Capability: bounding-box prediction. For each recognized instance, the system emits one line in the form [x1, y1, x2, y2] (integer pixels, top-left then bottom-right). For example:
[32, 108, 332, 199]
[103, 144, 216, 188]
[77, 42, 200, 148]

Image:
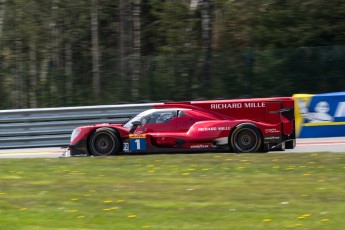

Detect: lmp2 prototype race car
[64, 97, 296, 156]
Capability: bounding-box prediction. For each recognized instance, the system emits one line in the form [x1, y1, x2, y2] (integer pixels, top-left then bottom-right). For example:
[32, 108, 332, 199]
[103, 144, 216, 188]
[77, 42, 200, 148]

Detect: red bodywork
[67, 97, 295, 156]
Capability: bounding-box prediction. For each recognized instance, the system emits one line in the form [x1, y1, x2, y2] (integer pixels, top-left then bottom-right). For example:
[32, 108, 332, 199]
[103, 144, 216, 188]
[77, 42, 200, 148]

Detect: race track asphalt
[0, 137, 344, 159]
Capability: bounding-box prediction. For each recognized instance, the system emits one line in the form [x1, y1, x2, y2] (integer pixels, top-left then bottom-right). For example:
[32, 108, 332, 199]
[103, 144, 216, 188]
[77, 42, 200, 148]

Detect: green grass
[1, 152, 345, 230]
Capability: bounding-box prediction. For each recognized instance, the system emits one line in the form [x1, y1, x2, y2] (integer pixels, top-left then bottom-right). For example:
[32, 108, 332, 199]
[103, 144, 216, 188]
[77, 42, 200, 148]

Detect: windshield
[123, 109, 155, 128]
[123, 109, 177, 128]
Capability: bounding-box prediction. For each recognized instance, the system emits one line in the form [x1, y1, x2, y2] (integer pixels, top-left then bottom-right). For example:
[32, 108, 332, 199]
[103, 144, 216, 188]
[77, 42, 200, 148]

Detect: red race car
[64, 97, 296, 156]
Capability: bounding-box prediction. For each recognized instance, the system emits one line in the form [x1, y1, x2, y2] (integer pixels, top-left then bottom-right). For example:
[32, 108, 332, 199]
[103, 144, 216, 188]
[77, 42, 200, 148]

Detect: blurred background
[0, 0, 345, 109]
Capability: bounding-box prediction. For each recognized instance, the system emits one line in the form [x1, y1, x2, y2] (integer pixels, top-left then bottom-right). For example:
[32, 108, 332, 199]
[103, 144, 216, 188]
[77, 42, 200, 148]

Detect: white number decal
[134, 139, 141, 150]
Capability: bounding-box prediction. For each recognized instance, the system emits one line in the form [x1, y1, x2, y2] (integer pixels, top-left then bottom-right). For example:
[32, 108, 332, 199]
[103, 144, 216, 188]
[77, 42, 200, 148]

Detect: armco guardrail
[0, 103, 156, 149]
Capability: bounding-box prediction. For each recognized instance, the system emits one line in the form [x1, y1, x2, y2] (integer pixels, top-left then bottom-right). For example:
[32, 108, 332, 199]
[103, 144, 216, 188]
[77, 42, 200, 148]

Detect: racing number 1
[129, 134, 147, 151]
[134, 139, 141, 149]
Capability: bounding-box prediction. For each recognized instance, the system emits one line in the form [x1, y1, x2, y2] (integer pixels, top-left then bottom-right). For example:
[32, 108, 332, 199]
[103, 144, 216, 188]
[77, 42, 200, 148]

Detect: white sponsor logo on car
[210, 102, 265, 109]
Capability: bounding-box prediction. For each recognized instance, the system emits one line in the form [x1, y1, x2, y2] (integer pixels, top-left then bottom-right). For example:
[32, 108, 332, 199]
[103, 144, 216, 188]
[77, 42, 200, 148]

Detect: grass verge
[1, 152, 345, 230]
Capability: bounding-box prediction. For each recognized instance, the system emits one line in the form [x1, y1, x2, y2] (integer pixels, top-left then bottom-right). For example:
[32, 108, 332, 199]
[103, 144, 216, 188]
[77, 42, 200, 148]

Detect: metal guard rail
[0, 103, 155, 149]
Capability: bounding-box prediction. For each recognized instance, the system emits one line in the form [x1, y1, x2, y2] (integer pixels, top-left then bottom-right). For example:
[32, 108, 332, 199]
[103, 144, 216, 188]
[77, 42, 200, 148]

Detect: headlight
[70, 128, 81, 143]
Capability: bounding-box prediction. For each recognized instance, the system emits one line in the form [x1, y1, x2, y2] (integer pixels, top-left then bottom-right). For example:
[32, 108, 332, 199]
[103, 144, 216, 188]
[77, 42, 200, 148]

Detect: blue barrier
[294, 92, 345, 138]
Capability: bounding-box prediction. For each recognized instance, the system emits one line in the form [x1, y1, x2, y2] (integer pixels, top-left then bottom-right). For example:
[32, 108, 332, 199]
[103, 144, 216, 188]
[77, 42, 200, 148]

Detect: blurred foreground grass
[1, 152, 345, 230]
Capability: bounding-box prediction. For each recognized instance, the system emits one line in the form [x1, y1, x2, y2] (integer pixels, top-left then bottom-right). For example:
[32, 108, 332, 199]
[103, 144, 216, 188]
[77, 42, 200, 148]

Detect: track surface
[0, 137, 344, 159]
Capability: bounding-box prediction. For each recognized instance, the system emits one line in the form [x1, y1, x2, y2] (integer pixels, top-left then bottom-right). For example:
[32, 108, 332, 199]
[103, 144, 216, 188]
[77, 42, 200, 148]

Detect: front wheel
[88, 128, 122, 156]
[230, 124, 263, 153]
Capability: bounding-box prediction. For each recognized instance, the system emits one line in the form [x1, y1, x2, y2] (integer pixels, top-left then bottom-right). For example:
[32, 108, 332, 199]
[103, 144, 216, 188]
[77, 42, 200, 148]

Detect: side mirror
[132, 121, 142, 126]
[129, 121, 142, 134]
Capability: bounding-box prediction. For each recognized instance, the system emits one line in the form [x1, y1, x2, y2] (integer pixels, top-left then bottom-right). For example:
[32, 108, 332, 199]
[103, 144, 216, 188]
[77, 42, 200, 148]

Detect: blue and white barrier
[294, 92, 345, 138]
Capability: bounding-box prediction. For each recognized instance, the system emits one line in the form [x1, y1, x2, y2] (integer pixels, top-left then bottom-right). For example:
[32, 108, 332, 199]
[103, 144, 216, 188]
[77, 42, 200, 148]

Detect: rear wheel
[230, 124, 263, 153]
[88, 128, 121, 156]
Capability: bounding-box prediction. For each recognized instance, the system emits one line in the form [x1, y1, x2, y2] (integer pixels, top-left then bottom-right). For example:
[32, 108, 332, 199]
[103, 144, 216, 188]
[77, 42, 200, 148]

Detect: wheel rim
[234, 128, 259, 152]
[91, 133, 115, 155]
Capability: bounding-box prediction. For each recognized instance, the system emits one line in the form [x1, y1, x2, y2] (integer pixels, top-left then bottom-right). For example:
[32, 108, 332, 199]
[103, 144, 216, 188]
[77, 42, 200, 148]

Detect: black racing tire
[88, 128, 122, 156]
[285, 139, 295, 149]
[229, 124, 263, 153]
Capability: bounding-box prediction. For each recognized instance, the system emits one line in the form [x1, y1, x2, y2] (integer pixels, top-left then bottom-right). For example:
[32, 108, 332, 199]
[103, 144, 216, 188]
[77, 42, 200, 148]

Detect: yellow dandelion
[298, 214, 312, 219]
[20, 208, 28, 211]
[237, 166, 246, 170]
[303, 173, 311, 176]
[128, 214, 137, 218]
[70, 198, 79, 201]
[84, 194, 92, 197]
[103, 200, 113, 203]
[321, 218, 330, 222]
[182, 173, 190, 176]
[116, 200, 125, 203]
[147, 164, 155, 167]
[68, 210, 78, 213]
[76, 216, 85, 219]
[110, 207, 118, 210]
[147, 170, 155, 173]
[188, 168, 195, 171]
[103, 208, 112, 211]
[272, 166, 280, 169]
[0, 192, 6, 195]
[142, 225, 150, 228]
[263, 218, 272, 222]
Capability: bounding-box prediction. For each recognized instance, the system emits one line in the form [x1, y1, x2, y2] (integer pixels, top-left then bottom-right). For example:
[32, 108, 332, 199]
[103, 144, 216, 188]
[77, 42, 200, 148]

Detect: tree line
[1, 0, 345, 109]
